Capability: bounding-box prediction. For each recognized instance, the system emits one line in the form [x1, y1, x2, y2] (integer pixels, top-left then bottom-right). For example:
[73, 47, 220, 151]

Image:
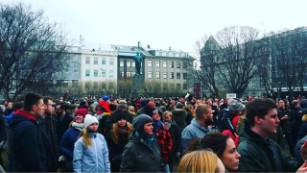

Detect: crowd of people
[0, 93, 307, 172]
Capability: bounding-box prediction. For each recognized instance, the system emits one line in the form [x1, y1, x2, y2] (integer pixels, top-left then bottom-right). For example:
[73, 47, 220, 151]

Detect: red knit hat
[75, 108, 87, 117]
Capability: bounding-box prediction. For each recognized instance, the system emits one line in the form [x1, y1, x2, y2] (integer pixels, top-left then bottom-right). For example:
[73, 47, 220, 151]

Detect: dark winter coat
[120, 135, 161, 172]
[237, 124, 298, 172]
[106, 129, 130, 172]
[56, 113, 73, 144]
[8, 110, 47, 172]
[37, 116, 58, 172]
[172, 108, 187, 131]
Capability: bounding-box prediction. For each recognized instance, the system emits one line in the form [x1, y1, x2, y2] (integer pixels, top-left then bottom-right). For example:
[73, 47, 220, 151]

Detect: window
[132, 62, 135, 67]
[166, 52, 169, 56]
[156, 72, 160, 79]
[86, 57, 90, 64]
[85, 69, 90, 77]
[183, 62, 188, 69]
[102, 70, 106, 77]
[94, 70, 98, 77]
[109, 58, 114, 65]
[73, 62, 78, 72]
[170, 72, 174, 79]
[169, 61, 174, 68]
[183, 73, 187, 79]
[127, 61, 131, 67]
[94, 57, 98, 65]
[176, 73, 181, 79]
[109, 70, 114, 77]
[162, 61, 167, 67]
[156, 61, 160, 67]
[120, 61, 124, 67]
[148, 60, 152, 67]
[159, 52, 162, 56]
[148, 71, 152, 79]
[176, 61, 181, 68]
[121, 72, 124, 78]
[127, 72, 131, 77]
[183, 83, 188, 90]
[176, 83, 181, 89]
[163, 72, 167, 79]
[102, 58, 106, 65]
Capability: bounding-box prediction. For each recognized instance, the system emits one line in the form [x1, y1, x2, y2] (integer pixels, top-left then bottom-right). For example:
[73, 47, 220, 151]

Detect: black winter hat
[114, 111, 129, 122]
[132, 114, 153, 132]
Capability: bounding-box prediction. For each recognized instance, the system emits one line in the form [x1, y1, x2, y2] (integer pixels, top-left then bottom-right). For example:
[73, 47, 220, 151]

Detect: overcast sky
[2, 0, 307, 54]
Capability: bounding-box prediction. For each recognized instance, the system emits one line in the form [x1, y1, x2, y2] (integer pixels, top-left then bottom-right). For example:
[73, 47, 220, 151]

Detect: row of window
[119, 60, 188, 68]
[85, 69, 114, 77]
[85, 57, 115, 65]
[147, 72, 187, 79]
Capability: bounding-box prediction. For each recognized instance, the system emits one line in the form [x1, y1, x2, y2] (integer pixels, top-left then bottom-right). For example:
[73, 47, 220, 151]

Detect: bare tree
[200, 36, 220, 97]
[271, 28, 307, 99]
[0, 3, 70, 100]
[215, 26, 261, 98]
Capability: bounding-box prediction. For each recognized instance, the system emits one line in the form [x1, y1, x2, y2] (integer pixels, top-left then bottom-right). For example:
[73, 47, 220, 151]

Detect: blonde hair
[177, 150, 220, 173]
[111, 122, 133, 144]
[79, 129, 92, 147]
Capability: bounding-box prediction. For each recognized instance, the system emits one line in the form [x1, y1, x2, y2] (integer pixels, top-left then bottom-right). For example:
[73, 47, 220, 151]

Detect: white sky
[2, 0, 307, 54]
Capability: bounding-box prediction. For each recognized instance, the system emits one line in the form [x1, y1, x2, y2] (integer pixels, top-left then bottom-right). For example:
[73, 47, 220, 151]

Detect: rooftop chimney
[169, 46, 171, 50]
[147, 45, 151, 49]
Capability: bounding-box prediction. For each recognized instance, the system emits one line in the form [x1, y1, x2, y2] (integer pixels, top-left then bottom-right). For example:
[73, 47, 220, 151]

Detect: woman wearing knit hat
[106, 112, 133, 172]
[120, 114, 161, 172]
[59, 108, 87, 172]
[73, 114, 110, 173]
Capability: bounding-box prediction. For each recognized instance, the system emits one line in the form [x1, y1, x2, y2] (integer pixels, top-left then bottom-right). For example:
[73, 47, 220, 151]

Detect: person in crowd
[0, 106, 6, 169]
[183, 105, 193, 126]
[290, 100, 303, 144]
[188, 133, 241, 172]
[55, 103, 74, 144]
[59, 108, 87, 172]
[128, 105, 136, 118]
[163, 111, 181, 172]
[120, 114, 161, 172]
[277, 99, 294, 156]
[38, 96, 58, 172]
[106, 111, 133, 172]
[220, 101, 245, 147]
[8, 93, 47, 172]
[237, 98, 307, 172]
[73, 114, 110, 173]
[148, 107, 172, 172]
[298, 114, 307, 140]
[177, 150, 225, 173]
[172, 102, 187, 132]
[181, 104, 212, 153]
[4, 101, 13, 116]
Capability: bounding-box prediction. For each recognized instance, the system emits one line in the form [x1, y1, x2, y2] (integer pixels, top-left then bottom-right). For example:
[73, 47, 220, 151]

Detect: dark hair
[246, 98, 277, 127]
[187, 133, 229, 157]
[43, 96, 53, 105]
[23, 93, 43, 112]
[13, 101, 24, 111]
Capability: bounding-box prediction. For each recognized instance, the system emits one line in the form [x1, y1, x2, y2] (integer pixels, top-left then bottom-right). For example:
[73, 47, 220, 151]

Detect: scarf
[72, 122, 84, 131]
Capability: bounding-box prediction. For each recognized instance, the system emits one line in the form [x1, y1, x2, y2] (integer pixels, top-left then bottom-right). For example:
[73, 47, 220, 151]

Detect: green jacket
[237, 124, 298, 172]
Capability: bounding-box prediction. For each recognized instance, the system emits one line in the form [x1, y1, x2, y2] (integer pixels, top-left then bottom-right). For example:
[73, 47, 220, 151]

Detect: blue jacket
[181, 118, 210, 153]
[73, 132, 110, 173]
[59, 127, 81, 160]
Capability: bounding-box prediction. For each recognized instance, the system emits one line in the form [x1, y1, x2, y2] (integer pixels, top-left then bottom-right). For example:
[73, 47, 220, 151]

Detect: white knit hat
[84, 114, 99, 129]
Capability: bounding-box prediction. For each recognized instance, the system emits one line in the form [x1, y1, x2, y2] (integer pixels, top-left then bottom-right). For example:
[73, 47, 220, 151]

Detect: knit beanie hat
[84, 114, 99, 129]
[133, 114, 153, 132]
[228, 101, 245, 114]
[102, 95, 110, 101]
[75, 108, 88, 117]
